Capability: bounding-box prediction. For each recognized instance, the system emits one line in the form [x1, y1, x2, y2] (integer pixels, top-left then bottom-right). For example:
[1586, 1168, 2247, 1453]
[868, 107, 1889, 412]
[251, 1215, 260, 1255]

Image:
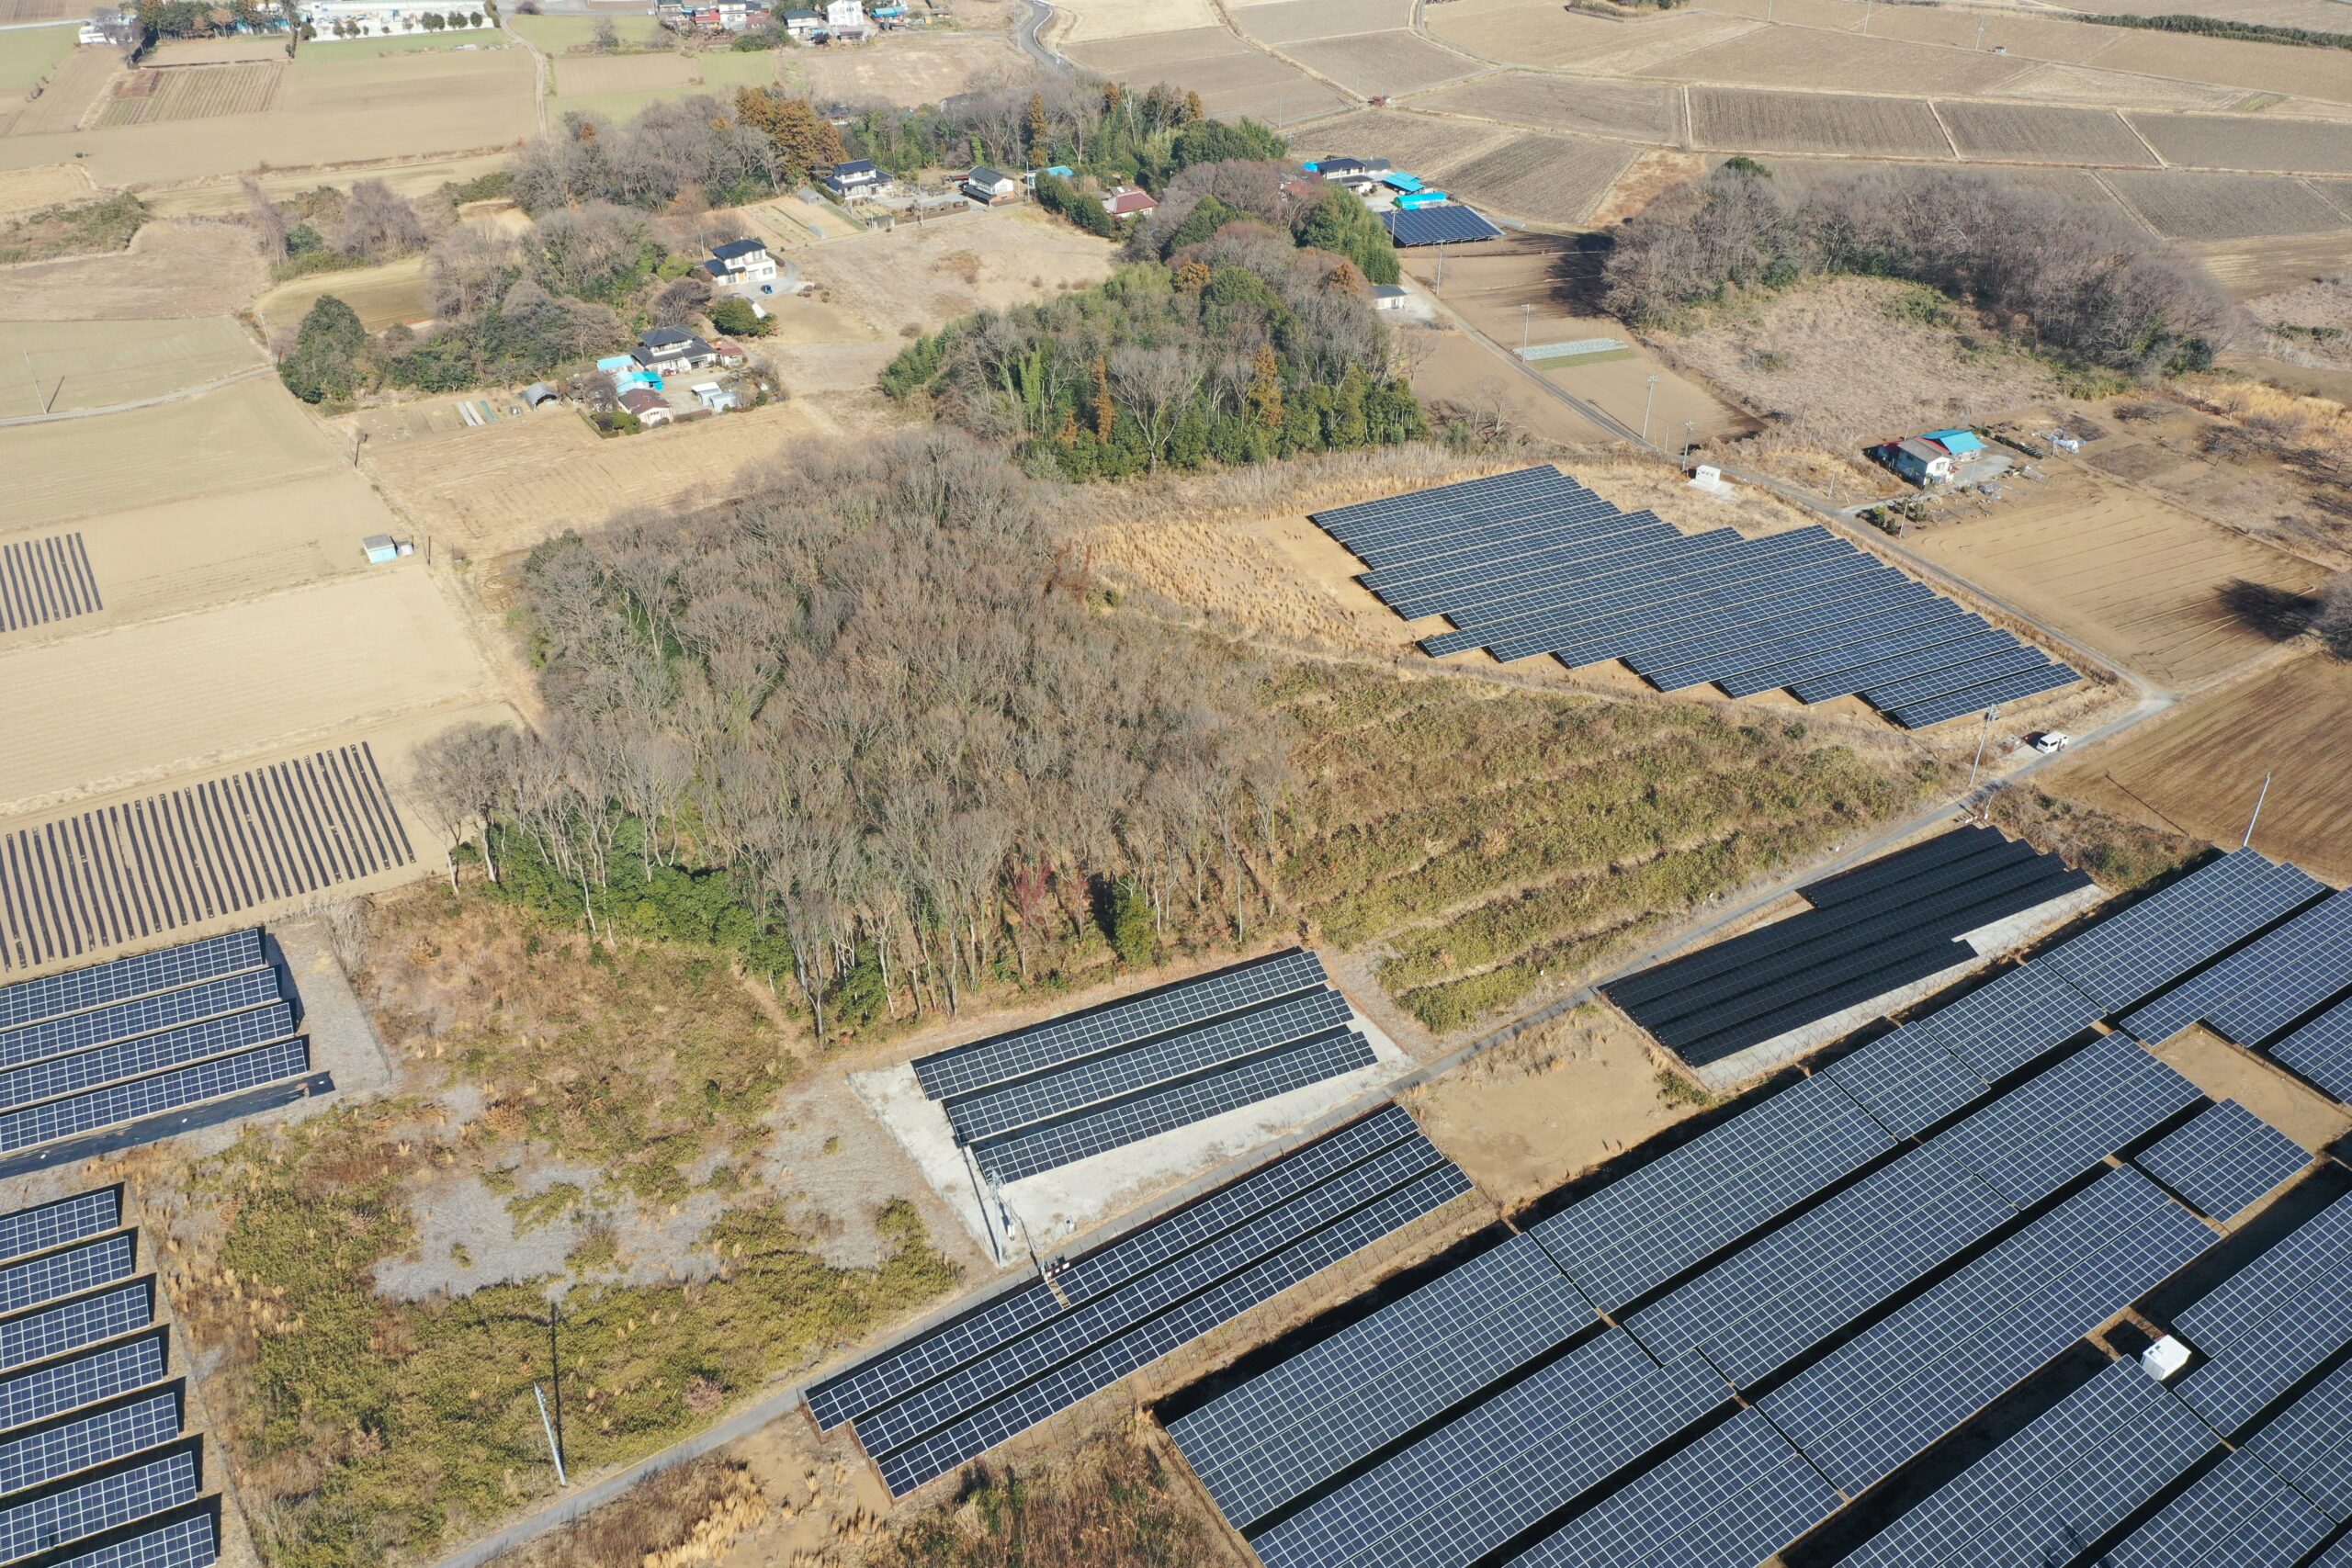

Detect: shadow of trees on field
[2217, 578, 2322, 642]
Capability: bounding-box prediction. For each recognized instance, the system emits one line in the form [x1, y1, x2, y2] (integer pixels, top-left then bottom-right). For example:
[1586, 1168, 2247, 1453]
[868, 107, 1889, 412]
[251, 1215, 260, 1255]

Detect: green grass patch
[503, 12, 666, 50]
[1539, 347, 1637, 370]
[0, 193, 149, 267]
[0, 22, 75, 92]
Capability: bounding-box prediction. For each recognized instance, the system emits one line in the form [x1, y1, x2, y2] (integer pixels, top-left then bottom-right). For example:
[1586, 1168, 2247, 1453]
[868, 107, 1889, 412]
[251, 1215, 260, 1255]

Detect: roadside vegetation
[0, 193, 149, 266]
[2074, 11, 2351, 50]
[1984, 784, 2202, 891]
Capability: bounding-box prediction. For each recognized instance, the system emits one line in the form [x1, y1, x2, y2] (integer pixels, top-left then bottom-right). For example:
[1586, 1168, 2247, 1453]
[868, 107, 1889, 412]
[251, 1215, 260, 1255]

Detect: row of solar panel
[0, 931, 265, 1037]
[803, 1107, 1468, 1498]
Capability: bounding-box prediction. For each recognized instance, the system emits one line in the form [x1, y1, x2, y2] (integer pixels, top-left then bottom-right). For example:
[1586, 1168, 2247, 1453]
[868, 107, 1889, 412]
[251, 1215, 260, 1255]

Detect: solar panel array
[808, 1108, 1468, 1499]
[2097, 1446, 2335, 1568]
[0, 531, 102, 637]
[50, 1510, 215, 1568]
[2272, 997, 2352, 1104]
[1377, 206, 1502, 246]
[1604, 826, 2091, 1067]
[1311, 468, 2077, 727]
[2133, 1100, 2308, 1219]
[2240, 1357, 2352, 1522]
[2120, 887, 2352, 1046]
[2038, 847, 2325, 1013]
[0, 1190, 216, 1568]
[1920, 1032, 2201, 1207]
[0, 930, 323, 1167]
[2169, 1190, 2352, 1434]
[907, 950, 1375, 1185]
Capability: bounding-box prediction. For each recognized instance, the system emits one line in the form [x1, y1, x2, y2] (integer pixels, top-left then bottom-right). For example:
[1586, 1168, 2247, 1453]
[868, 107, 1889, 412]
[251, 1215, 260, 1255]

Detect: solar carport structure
[1165, 847, 2352, 1568]
[1313, 467, 2079, 727]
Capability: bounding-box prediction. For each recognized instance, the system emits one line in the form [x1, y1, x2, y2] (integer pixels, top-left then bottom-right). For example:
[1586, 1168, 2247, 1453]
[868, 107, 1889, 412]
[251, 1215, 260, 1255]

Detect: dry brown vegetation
[2101, 171, 2351, 241]
[1984, 784, 2201, 893]
[1442, 131, 1635, 227]
[1283, 30, 1478, 98]
[0, 217, 264, 316]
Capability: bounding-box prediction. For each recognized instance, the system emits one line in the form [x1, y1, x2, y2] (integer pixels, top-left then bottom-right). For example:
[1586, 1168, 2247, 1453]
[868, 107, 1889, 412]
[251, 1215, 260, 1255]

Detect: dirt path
[0, 364, 269, 427]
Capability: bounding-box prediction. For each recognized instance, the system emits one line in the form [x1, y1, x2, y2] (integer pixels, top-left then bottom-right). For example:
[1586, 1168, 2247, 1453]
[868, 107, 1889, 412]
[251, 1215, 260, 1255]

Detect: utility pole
[23, 351, 57, 415]
[547, 1305, 563, 1463]
[1640, 373, 1658, 445]
[1682, 419, 1695, 468]
[1435, 242, 1446, 295]
[2244, 772, 2272, 849]
[533, 1385, 568, 1487]
[1521, 302, 1532, 354]
[1974, 17, 1986, 50]
[1967, 705, 2000, 798]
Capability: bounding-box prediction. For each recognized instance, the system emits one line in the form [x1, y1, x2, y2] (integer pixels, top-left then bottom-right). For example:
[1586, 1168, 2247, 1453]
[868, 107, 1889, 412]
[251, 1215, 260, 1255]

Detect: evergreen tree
[278, 295, 368, 403]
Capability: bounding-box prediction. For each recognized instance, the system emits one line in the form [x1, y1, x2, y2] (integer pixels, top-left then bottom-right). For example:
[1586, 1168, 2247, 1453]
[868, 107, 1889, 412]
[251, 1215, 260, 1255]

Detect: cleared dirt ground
[790, 206, 1116, 333]
[0, 316, 261, 416]
[1428, 2, 1758, 74]
[2, 44, 115, 134]
[0, 565, 491, 814]
[1065, 28, 1346, 122]
[776, 31, 1030, 107]
[1908, 462, 2330, 690]
[0, 160, 86, 213]
[1282, 31, 1482, 98]
[1646, 26, 2031, 97]
[2129, 114, 2352, 178]
[2043, 652, 2352, 885]
[1231, 0, 1414, 46]
[98, 61, 283, 126]
[0, 376, 333, 529]
[1441, 131, 1636, 227]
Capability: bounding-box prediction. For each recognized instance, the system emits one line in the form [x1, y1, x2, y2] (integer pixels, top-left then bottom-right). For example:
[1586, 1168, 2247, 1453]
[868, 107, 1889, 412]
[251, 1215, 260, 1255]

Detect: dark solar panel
[2271, 997, 2352, 1104]
[0, 970, 283, 1074]
[0, 1336, 164, 1435]
[0, 1282, 151, 1373]
[1886, 662, 2080, 729]
[0, 931, 263, 1033]
[1417, 533, 1747, 657]
[1170, 1233, 1591, 1531]
[1503, 1407, 1840, 1568]
[1838, 1359, 2218, 1568]
[0, 1038, 312, 1154]
[1922, 1034, 2201, 1207]
[1379, 522, 1689, 622]
[49, 1509, 216, 1568]
[0, 1389, 180, 1497]
[0, 1235, 135, 1318]
[803, 1282, 1062, 1433]
[1803, 826, 2006, 908]
[1610, 567, 1915, 675]
[1861, 644, 2056, 711]
[1759, 1168, 2214, 1493]
[1790, 627, 2021, 705]
[2120, 889, 2352, 1046]
[2040, 848, 2324, 1012]
[1702, 597, 1970, 697]
[911, 949, 1327, 1100]
[2169, 1190, 2352, 1432]
[1632, 580, 1940, 690]
[0, 1445, 199, 1562]
[1910, 960, 2104, 1080]
[2134, 1100, 2307, 1220]
[0, 1003, 296, 1114]
[0, 1191, 119, 1269]
[2095, 1447, 2333, 1568]
[1720, 609, 1985, 700]
[2239, 1357, 2352, 1521]
[1379, 205, 1503, 246]
[1821, 1026, 1990, 1139]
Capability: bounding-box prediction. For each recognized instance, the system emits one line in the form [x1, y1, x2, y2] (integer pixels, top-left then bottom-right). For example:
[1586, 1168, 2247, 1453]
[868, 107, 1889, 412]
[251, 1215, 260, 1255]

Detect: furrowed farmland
[1686, 87, 1953, 159]
[1415, 73, 1680, 143]
[2101, 170, 2352, 240]
[99, 62, 285, 127]
[1442, 131, 1636, 226]
[1936, 103, 2158, 167]
[2128, 114, 2352, 177]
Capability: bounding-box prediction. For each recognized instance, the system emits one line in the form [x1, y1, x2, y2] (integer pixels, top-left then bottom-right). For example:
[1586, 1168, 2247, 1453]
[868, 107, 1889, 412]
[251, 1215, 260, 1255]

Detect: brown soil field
[2128, 114, 2352, 176]
[1658, 276, 2063, 446]
[2042, 653, 2352, 885]
[98, 61, 284, 126]
[3, 45, 114, 135]
[256, 254, 430, 335]
[2317, 181, 2352, 220]
[1062, 22, 1242, 72]
[1283, 30, 1482, 98]
[1428, 0, 1760, 74]
[1052, 0, 1217, 42]
[0, 0, 79, 20]
[2197, 230, 2352, 299]
[148, 37, 287, 64]
[1992, 62, 2244, 113]
[1284, 107, 1510, 178]
[1442, 130, 1637, 226]
[553, 51, 697, 95]
[1936, 102, 2157, 166]
[0, 219, 263, 317]
[0, 316, 261, 417]
[1834, 4, 2129, 64]
[0, 159, 88, 213]
[1687, 87, 1953, 160]
[1231, 0, 1413, 46]
[0, 565, 490, 814]
[2101, 169, 2352, 240]
[1408, 323, 1616, 447]
[1909, 462, 2329, 689]
[0, 45, 533, 186]
[1066, 30, 1346, 121]
[776, 32, 1028, 107]
[0, 377, 334, 531]
[1591, 147, 1708, 225]
[1645, 27, 2032, 97]
[1412, 73, 1679, 144]
[790, 207, 1116, 334]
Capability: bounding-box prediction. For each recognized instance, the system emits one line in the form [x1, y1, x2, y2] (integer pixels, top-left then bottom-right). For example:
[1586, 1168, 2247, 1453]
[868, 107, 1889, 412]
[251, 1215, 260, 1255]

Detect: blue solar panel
[50, 1509, 215, 1568]
[1530, 1072, 1896, 1313]
[0, 1234, 135, 1317]
[1922, 1034, 2201, 1207]
[2041, 848, 2324, 1013]
[1361, 511, 1662, 599]
[1605, 564, 1913, 672]
[1380, 205, 1502, 246]
[0, 1282, 150, 1373]
[1886, 662, 2080, 730]
[2272, 996, 2352, 1103]
[2239, 1356, 2352, 1521]
[804, 1282, 1061, 1433]
[1418, 533, 1748, 657]
[0, 1003, 296, 1114]
[2170, 1190, 2352, 1432]
[0, 931, 262, 1032]
[1862, 645, 2055, 711]
[1246, 1329, 1726, 1568]
[0, 969, 283, 1074]
[1169, 1233, 1592, 1531]
[0, 1037, 311, 1154]
[0, 1445, 198, 1561]
[0, 1191, 118, 1269]
[1622, 1142, 2016, 1389]
[0, 1389, 180, 1496]
[1822, 1025, 1990, 1138]
[0, 1337, 164, 1436]
[1722, 609, 1985, 700]
[1706, 598, 1973, 697]
[1839, 1359, 2218, 1568]
[2134, 1100, 2308, 1220]
[1910, 961, 2103, 1079]
[1790, 627, 2019, 705]
[2097, 1447, 2334, 1568]
[1503, 1407, 1840, 1568]
[1314, 469, 1570, 552]
[1380, 522, 1688, 622]
[1633, 581, 1939, 690]
[2121, 889, 2352, 1047]
[873, 1164, 1469, 1496]
[1760, 1168, 2214, 1492]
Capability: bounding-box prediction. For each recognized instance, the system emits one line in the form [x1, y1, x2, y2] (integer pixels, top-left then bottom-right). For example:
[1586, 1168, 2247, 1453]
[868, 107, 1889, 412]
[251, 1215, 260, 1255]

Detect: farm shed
[963, 166, 1019, 204]
[1373, 284, 1408, 311]
[522, 382, 559, 407]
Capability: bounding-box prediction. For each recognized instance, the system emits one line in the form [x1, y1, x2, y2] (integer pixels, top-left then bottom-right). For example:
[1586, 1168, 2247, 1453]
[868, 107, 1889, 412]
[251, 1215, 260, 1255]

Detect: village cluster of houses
[1304, 154, 1455, 212]
[594, 327, 752, 426]
[651, 0, 900, 37]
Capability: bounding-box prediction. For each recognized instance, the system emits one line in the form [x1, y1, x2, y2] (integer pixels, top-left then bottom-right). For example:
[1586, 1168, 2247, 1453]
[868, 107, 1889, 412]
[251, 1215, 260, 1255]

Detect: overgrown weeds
[1984, 785, 2200, 891]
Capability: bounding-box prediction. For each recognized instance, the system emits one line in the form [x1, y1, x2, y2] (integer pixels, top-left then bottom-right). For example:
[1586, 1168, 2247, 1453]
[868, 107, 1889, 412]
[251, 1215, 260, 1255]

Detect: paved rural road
[1014, 0, 1068, 69]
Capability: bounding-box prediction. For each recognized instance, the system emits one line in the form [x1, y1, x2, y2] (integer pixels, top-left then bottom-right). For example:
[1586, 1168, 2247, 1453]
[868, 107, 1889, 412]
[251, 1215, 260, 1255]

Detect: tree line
[1602, 160, 2236, 378]
[411, 430, 1289, 1039]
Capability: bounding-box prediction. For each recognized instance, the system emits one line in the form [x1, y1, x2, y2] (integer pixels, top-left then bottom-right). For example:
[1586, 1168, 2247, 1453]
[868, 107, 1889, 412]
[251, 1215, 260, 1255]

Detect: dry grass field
[1413, 73, 1679, 144]
[2042, 653, 2352, 884]
[1432, 3, 1760, 74]
[1644, 26, 2031, 97]
[2129, 114, 2352, 177]
[2, 45, 115, 134]
[0, 566, 490, 814]
[2195, 231, 2352, 299]
[1442, 131, 1637, 226]
[0, 160, 86, 213]
[1909, 464, 2330, 689]
[1717, 155, 2122, 211]
[98, 62, 284, 126]
[0, 220, 264, 317]
[776, 32, 1028, 107]
[1284, 107, 1510, 178]
[148, 36, 288, 65]
[1065, 28, 1345, 121]
[0, 44, 533, 185]
[1052, 0, 1218, 42]
[0, 317, 262, 416]
[1687, 88, 1953, 160]
[1283, 31, 1481, 98]
[0, 377, 333, 531]
[2081, 30, 2352, 107]
[1231, 0, 1413, 45]
[1993, 61, 2244, 113]
[551, 52, 697, 95]
[790, 207, 1116, 333]
[502, 12, 664, 50]
[2101, 170, 2352, 240]
[1936, 102, 2157, 166]
[256, 254, 431, 335]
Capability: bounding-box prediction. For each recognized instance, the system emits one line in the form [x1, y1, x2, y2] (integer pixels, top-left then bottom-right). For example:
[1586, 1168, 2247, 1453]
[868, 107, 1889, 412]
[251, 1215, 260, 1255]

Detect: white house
[782, 6, 821, 37]
[300, 0, 498, 38]
[823, 159, 886, 201]
[704, 237, 777, 286]
[824, 0, 867, 37]
[963, 165, 1018, 205]
[636, 327, 720, 372]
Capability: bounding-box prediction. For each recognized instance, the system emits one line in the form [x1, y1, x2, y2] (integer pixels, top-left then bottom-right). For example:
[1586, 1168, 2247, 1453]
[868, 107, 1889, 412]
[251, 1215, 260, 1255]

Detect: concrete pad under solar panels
[1888, 661, 2080, 729]
[1380, 519, 1682, 622]
[1790, 626, 2019, 705]
[1632, 577, 1939, 689]
[1341, 483, 1617, 569]
[1616, 563, 1912, 680]
[1547, 542, 1886, 670]
[1418, 530, 1750, 655]
[1713, 596, 1974, 699]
